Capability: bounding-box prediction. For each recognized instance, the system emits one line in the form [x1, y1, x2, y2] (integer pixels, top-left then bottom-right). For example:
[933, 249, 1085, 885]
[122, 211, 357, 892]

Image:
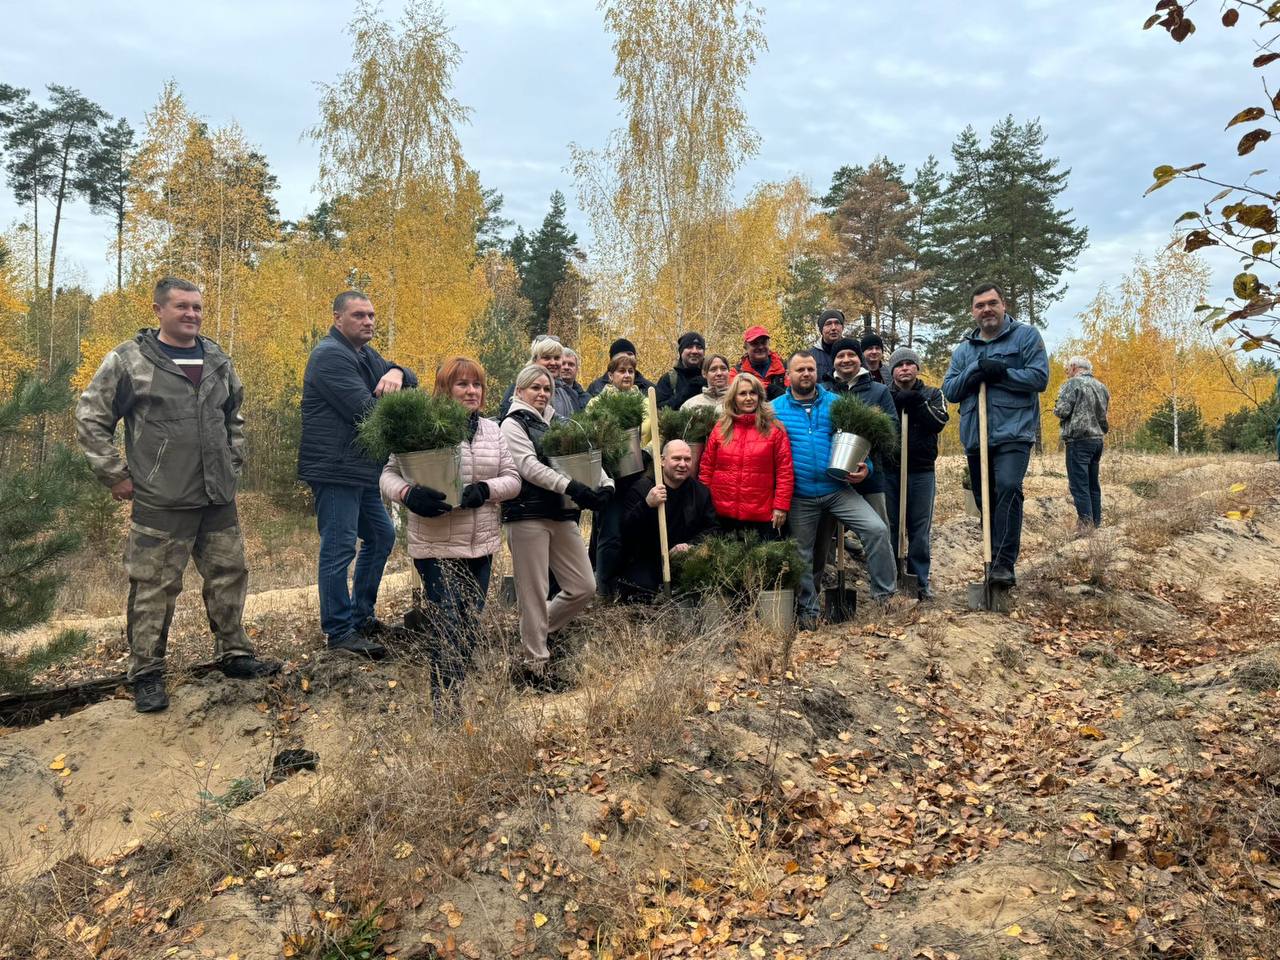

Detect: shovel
[823, 523, 857, 622]
[647, 387, 672, 599]
[897, 410, 919, 597]
[966, 383, 1011, 612]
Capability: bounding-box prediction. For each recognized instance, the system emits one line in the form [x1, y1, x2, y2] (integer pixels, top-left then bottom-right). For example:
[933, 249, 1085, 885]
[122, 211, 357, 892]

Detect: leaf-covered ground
[2, 454, 1278, 960]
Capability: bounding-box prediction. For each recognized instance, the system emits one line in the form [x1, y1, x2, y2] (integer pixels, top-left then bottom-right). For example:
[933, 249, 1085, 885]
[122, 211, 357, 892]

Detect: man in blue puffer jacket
[772, 352, 900, 628]
[299, 290, 420, 658]
[942, 282, 1049, 586]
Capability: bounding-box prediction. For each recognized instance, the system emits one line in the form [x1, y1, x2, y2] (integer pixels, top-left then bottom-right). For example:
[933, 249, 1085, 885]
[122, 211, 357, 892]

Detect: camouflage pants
[125, 501, 253, 679]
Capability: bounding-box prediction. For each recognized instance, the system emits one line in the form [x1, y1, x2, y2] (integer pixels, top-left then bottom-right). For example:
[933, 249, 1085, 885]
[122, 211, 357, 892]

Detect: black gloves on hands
[404, 485, 452, 518]
[894, 388, 925, 412]
[978, 357, 1008, 383]
[459, 481, 490, 510]
[566, 479, 613, 511]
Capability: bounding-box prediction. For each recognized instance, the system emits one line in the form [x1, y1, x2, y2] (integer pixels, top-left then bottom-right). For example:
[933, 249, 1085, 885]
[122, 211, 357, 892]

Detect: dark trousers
[591, 473, 642, 596]
[884, 471, 937, 595]
[1065, 438, 1104, 527]
[413, 554, 493, 686]
[310, 483, 396, 644]
[966, 443, 1031, 573]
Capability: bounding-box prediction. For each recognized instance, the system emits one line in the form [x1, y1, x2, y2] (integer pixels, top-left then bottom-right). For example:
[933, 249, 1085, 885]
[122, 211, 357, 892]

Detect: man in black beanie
[587, 337, 655, 397]
[861, 332, 888, 384]
[812, 308, 846, 381]
[655, 331, 707, 410]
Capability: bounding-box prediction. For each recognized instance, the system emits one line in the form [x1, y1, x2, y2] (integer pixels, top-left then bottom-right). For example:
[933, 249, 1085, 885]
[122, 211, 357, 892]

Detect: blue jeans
[884, 472, 937, 595]
[1065, 439, 1104, 526]
[790, 489, 898, 615]
[414, 555, 493, 685]
[966, 443, 1031, 573]
[311, 483, 396, 644]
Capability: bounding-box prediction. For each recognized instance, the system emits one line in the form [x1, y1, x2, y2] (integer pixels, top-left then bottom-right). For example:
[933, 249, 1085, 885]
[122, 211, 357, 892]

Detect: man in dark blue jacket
[299, 290, 420, 657]
[942, 282, 1049, 586]
[772, 352, 900, 628]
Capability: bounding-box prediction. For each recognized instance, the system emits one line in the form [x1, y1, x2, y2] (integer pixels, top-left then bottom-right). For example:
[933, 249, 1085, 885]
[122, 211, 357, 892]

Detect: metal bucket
[615, 427, 645, 477]
[826, 432, 872, 481]
[398, 446, 462, 506]
[963, 487, 980, 517]
[755, 588, 795, 635]
[548, 449, 603, 509]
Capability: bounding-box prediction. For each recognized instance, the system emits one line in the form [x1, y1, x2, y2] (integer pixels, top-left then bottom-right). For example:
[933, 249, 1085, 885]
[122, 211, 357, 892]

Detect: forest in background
[0, 0, 1276, 504]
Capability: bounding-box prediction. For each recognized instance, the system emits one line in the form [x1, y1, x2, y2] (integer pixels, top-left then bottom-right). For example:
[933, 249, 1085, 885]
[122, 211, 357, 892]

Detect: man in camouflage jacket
[75, 277, 279, 712]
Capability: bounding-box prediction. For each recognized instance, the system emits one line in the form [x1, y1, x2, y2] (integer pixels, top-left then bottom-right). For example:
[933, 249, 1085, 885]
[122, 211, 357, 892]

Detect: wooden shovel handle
[647, 387, 671, 588]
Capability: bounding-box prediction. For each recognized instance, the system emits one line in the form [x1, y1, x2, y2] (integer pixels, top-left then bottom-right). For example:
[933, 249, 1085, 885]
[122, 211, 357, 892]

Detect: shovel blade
[966, 580, 1013, 612]
[823, 586, 857, 623]
[898, 572, 920, 597]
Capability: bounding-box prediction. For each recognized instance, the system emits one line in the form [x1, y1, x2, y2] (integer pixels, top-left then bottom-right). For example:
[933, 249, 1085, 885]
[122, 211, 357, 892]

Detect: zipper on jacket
[147, 438, 169, 483]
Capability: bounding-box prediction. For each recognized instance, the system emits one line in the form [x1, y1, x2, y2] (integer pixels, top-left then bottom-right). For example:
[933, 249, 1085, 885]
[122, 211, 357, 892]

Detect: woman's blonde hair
[718, 373, 775, 443]
[514, 363, 554, 393]
[529, 336, 564, 362]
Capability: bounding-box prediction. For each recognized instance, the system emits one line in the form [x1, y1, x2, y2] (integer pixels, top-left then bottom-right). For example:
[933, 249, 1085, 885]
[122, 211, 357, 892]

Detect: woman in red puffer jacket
[698, 372, 794, 540]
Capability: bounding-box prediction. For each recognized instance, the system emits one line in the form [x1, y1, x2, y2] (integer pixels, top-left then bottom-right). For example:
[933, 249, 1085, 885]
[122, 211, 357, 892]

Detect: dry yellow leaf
[1230, 482, 1247, 493]
[392, 841, 414, 860]
[49, 754, 66, 771]
[705, 701, 721, 713]
[533, 912, 548, 928]
[1079, 725, 1105, 740]
[1003, 924, 1022, 937]
[581, 832, 602, 854]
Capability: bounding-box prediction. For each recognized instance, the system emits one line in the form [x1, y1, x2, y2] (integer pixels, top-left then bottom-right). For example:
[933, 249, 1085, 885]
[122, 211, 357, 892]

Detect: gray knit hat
[888, 346, 921, 371]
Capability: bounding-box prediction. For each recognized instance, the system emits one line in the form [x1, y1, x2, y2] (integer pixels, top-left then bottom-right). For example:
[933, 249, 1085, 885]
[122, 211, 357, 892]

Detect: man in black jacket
[885, 347, 948, 599]
[812, 309, 845, 382]
[654, 332, 707, 410]
[617, 440, 718, 598]
[299, 290, 420, 658]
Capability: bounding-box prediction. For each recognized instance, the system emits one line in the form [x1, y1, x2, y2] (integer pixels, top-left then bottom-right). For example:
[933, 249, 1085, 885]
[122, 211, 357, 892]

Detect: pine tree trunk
[46, 145, 72, 317]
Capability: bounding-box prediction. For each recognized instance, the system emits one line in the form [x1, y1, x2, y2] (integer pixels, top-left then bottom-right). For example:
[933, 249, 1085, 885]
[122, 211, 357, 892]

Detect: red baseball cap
[743, 325, 770, 343]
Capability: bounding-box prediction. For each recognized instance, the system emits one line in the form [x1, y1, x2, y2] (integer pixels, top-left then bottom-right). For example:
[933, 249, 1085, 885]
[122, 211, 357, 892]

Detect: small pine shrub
[829, 393, 898, 460]
[357, 391, 471, 461]
[589, 387, 645, 430]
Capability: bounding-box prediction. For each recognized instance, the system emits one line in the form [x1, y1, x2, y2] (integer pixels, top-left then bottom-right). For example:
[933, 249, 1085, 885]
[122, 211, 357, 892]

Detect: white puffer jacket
[380, 416, 521, 559]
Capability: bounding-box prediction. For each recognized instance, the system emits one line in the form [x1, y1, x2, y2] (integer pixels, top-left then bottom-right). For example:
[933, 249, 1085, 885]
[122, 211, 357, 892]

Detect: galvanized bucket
[549, 449, 603, 509]
[615, 426, 645, 477]
[826, 432, 873, 481]
[755, 588, 795, 635]
[398, 446, 462, 506]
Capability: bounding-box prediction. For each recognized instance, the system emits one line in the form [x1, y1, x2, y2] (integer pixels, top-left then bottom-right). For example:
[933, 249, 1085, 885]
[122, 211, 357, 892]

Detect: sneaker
[133, 675, 169, 713]
[220, 655, 282, 679]
[512, 664, 569, 694]
[328, 633, 387, 660]
[989, 565, 1016, 587]
[357, 617, 389, 638]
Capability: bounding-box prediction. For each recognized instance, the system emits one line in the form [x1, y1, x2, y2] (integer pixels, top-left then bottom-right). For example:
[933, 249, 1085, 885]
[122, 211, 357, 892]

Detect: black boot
[133, 675, 169, 713]
[328, 633, 387, 660]
[220, 655, 282, 679]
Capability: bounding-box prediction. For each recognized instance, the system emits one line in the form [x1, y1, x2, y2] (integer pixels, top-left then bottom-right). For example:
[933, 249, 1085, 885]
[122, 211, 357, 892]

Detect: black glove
[978, 357, 1008, 383]
[894, 389, 925, 411]
[566, 480, 612, 511]
[459, 481, 489, 509]
[404, 485, 452, 518]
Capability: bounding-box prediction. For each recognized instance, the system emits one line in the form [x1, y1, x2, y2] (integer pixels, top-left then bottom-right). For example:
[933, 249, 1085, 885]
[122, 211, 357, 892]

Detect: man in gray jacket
[76, 277, 279, 713]
[942, 282, 1049, 586]
[1054, 356, 1110, 533]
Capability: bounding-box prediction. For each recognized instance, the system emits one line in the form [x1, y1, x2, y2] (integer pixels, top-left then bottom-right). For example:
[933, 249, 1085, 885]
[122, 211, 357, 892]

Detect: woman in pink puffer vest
[380, 357, 520, 685]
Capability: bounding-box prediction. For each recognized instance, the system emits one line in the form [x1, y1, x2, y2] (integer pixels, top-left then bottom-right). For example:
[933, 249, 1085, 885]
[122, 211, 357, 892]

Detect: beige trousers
[506, 519, 596, 667]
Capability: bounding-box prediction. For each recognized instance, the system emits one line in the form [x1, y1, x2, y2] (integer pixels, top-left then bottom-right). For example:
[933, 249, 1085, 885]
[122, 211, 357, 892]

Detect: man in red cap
[731, 325, 787, 400]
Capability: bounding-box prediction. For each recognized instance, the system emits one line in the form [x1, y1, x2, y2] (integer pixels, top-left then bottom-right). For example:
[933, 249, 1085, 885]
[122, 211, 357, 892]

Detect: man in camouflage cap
[76, 277, 279, 713]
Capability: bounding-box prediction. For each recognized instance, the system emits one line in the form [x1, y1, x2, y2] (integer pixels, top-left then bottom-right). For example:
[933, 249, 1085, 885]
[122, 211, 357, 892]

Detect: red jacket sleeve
[699, 426, 720, 487]
[771, 424, 794, 512]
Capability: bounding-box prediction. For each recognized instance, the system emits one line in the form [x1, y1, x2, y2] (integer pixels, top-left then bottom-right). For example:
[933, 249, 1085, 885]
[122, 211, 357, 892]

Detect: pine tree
[930, 117, 1087, 344]
[519, 190, 578, 338]
[0, 361, 95, 689]
[78, 117, 135, 293]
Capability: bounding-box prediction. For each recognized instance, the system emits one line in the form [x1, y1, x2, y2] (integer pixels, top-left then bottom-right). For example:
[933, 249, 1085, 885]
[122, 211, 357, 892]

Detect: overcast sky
[0, 0, 1259, 349]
